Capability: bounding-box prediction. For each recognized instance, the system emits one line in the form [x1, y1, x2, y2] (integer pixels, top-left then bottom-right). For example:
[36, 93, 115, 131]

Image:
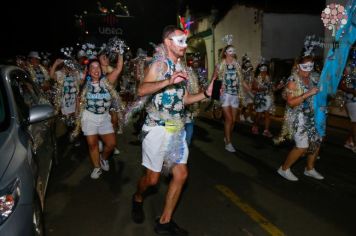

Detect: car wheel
[33, 193, 45, 236]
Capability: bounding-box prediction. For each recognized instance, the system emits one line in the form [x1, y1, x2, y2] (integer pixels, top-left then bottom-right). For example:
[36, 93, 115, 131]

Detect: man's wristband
[203, 90, 210, 98]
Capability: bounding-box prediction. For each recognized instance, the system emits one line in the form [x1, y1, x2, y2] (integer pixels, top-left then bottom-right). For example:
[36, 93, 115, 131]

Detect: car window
[9, 70, 41, 122]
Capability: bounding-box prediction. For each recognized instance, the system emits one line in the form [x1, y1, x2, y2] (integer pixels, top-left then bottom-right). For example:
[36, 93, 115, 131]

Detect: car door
[9, 68, 55, 207]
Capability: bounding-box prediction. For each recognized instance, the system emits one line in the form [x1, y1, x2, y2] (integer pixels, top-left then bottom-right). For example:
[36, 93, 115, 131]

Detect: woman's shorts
[346, 102, 356, 122]
[220, 93, 239, 108]
[255, 95, 272, 113]
[81, 110, 114, 136]
[141, 124, 189, 172]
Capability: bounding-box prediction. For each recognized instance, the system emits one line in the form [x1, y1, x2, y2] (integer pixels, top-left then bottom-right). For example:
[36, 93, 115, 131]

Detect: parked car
[0, 65, 56, 235]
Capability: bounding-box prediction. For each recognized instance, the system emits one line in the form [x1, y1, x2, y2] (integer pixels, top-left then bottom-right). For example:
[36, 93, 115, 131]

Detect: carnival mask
[226, 47, 236, 55]
[171, 35, 188, 48]
[299, 61, 314, 72]
[259, 65, 268, 72]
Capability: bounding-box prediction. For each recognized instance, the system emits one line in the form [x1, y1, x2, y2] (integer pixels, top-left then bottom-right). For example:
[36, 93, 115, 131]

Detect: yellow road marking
[215, 185, 285, 236]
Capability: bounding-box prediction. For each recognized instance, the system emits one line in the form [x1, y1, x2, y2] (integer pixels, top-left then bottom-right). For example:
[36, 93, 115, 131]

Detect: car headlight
[0, 179, 21, 225]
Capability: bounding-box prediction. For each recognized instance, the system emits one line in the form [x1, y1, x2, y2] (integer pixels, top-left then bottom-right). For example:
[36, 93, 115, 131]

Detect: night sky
[0, 0, 325, 60]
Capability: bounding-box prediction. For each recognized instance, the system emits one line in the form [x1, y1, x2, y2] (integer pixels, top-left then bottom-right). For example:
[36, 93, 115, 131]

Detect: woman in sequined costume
[240, 55, 254, 123]
[211, 45, 243, 152]
[276, 55, 324, 181]
[251, 62, 274, 137]
[76, 59, 122, 179]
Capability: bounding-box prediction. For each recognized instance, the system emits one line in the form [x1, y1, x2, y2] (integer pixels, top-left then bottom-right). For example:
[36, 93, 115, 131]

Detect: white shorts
[220, 93, 239, 108]
[81, 110, 114, 136]
[141, 125, 189, 172]
[346, 102, 356, 122]
[293, 113, 308, 148]
[255, 95, 272, 113]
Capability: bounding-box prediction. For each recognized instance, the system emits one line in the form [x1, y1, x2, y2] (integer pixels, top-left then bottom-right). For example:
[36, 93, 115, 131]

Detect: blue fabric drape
[315, 0, 356, 136]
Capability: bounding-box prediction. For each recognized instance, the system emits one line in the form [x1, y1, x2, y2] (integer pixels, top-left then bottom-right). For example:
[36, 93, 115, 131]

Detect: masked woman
[276, 55, 323, 181]
[211, 45, 243, 152]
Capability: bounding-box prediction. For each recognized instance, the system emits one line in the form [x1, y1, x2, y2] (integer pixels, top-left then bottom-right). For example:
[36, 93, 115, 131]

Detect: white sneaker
[114, 148, 120, 155]
[304, 168, 324, 180]
[98, 140, 103, 153]
[100, 158, 110, 171]
[240, 115, 245, 122]
[246, 117, 254, 123]
[225, 143, 236, 152]
[277, 167, 298, 181]
[90, 168, 102, 179]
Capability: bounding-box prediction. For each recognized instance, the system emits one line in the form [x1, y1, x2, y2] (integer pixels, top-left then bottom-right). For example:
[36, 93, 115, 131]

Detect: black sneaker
[131, 195, 144, 224]
[154, 218, 188, 236]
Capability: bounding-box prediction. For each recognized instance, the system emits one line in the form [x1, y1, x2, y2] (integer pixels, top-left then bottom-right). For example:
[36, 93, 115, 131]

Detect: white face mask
[226, 47, 236, 55]
[171, 35, 187, 48]
[299, 62, 314, 72]
[259, 65, 268, 72]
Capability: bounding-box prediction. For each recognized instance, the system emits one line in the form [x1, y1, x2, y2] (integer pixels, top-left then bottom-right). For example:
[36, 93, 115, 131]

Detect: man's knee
[172, 165, 188, 183]
[145, 172, 160, 186]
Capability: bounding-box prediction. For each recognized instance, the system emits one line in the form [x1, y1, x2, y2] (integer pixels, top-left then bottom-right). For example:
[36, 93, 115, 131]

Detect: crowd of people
[8, 24, 356, 235]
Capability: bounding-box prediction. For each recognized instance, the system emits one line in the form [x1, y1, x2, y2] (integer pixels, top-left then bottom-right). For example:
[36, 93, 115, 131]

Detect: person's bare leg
[134, 169, 161, 202]
[86, 135, 100, 168]
[100, 133, 116, 160]
[160, 164, 188, 223]
[222, 107, 232, 143]
[282, 147, 307, 170]
[306, 147, 320, 171]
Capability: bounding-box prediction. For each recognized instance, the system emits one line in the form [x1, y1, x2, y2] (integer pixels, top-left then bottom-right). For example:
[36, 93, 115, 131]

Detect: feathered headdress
[178, 15, 194, 35]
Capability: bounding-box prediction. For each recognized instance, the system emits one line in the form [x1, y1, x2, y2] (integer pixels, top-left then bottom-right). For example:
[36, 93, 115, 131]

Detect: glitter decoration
[321, 3, 348, 35]
[161, 122, 186, 176]
[303, 35, 324, 57]
[106, 36, 127, 59]
[222, 34, 233, 45]
[81, 43, 98, 59]
[60, 47, 81, 70]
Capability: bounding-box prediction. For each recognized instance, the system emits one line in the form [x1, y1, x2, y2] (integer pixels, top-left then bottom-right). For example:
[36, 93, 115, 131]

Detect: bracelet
[203, 90, 210, 98]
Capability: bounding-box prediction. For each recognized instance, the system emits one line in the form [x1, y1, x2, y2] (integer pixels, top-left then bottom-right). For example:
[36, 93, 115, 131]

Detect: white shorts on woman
[81, 110, 114, 136]
[346, 102, 356, 122]
[220, 93, 239, 108]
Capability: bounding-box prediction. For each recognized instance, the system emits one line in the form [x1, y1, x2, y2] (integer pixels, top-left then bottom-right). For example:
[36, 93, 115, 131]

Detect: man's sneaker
[252, 126, 259, 135]
[304, 168, 324, 180]
[90, 168, 102, 179]
[100, 158, 110, 171]
[154, 218, 188, 236]
[114, 147, 120, 155]
[277, 167, 298, 181]
[246, 117, 254, 123]
[240, 114, 245, 122]
[98, 140, 103, 153]
[225, 143, 236, 152]
[131, 195, 144, 224]
[262, 130, 273, 138]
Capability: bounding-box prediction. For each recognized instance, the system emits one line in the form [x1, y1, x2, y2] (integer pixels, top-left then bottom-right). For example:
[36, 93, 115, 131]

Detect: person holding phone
[211, 45, 243, 152]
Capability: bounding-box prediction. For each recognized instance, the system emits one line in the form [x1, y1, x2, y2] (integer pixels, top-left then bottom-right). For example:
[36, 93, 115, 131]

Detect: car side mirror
[28, 104, 55, 124]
